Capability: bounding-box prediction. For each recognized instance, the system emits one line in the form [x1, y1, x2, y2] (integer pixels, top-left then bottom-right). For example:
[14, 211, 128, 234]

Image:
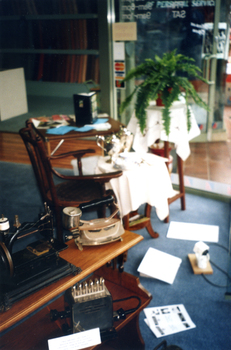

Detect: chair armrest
[50, 149, 97, 176]
[52, 168, 123, 183]
[49, 149, 95, 160]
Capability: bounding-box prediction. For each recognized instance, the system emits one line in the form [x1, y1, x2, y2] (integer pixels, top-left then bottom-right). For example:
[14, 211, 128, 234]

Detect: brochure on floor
[144, 304, 196, 338]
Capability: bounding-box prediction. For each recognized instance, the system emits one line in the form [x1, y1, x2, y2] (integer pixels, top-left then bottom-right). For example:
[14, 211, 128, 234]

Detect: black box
[73, 92, 98, 126]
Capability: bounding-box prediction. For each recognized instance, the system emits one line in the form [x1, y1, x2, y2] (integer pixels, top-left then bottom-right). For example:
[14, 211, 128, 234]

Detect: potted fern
[120, 49, 209, 136]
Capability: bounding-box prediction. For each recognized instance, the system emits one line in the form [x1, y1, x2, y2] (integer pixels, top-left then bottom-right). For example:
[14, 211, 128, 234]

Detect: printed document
[144, 304, 196, 338]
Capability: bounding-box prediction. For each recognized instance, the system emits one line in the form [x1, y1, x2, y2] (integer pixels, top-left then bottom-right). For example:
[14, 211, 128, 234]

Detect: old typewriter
[0, 203, 80, 312]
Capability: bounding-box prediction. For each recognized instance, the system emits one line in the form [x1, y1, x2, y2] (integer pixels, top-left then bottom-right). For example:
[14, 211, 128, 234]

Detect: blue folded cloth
[46, 118, 109, 135]
[93, 118, 108, 124]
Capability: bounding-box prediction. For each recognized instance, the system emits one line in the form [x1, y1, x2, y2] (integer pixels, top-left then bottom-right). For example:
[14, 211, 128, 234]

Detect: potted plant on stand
[120, 49, 209, 137]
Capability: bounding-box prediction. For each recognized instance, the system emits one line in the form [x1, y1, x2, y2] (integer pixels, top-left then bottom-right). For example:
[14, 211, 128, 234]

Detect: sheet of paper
[144, 304, 196, 338]
[167, 221, 219, 242]
[48, 328, 101, 350]
[0, 68, 28, 120]
[137, 247, 182, 284]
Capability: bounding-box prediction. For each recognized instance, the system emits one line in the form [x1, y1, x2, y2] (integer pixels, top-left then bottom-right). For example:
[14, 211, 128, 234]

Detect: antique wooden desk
[35, 117, 123, 155]
[0, 230, 151, 350]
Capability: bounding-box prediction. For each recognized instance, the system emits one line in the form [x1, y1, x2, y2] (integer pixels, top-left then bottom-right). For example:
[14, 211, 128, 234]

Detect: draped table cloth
[97, 153, 175, 221]
[127, 100, 201, 161]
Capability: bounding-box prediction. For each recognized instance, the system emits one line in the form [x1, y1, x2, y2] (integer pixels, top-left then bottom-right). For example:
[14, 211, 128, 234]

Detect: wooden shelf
[0, 230, 143, 333]
[0, 48, 99, 55]
[0, 2, 100, 85]
[0, 14, 98, 21]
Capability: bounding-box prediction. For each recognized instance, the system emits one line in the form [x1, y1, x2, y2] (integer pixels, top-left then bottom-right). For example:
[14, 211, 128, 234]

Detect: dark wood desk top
[36, 117, 123, 141]
[0, 230, 142, 333]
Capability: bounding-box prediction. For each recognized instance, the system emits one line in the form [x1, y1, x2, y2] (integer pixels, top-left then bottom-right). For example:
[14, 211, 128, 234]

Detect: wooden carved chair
[19, 121, 122, 242]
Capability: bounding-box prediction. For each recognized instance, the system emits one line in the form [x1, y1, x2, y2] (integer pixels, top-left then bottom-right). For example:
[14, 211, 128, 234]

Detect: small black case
[73, 92, 98, 126]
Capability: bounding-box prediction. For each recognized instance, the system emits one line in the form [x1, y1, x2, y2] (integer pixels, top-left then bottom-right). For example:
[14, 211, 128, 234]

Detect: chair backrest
[19, 121, 59, 207]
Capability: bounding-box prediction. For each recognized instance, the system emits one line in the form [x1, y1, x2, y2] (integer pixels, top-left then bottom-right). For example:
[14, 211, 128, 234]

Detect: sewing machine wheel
[0, 241, 14, 277]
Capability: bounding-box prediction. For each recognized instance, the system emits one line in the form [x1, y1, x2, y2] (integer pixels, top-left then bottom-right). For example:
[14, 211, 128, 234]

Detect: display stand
[0, 231, 151, 350]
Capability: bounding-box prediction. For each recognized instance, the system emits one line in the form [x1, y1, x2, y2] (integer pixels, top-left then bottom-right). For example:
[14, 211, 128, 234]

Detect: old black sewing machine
[0, 196, 124, 312]
[0, 203, 80, 312]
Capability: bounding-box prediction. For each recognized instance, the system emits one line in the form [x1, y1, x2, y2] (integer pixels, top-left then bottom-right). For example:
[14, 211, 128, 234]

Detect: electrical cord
[201, 242, 231, 288]
[112, 295, 141, 321]
[209, 242, 229, 252]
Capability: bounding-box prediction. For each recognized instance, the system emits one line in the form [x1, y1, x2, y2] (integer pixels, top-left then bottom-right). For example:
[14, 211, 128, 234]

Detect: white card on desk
[48, 328, 101, 350]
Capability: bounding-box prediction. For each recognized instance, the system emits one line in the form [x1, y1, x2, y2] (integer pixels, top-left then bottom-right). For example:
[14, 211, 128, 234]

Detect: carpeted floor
[0, 161, 231, 350]
[125, 196, 231, 350]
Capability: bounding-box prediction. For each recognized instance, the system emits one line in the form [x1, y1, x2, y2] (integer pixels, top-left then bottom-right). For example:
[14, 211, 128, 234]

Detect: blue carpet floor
[125, 197, 231, 350]
[0, 161, 231, 350]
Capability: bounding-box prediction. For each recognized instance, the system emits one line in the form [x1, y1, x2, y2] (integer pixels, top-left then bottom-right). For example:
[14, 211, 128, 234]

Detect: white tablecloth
[127, 100, 201, 161]
[97, 153, 175, 221]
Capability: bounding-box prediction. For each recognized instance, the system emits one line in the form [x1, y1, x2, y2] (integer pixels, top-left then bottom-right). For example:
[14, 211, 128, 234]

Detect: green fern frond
[120, 49, 209, 135]
[120, 86, 139, 114]
[186, 107, 192, 132]
[135, 85, 154, 133]
[162, 106, 171, 136]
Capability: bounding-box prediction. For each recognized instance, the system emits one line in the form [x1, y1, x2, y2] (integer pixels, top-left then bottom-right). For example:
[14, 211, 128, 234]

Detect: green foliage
[120, 49, 209, 135]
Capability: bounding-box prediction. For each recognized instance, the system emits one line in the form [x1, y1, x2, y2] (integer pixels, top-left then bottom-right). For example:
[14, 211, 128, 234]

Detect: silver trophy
[96, 126, 133, 163]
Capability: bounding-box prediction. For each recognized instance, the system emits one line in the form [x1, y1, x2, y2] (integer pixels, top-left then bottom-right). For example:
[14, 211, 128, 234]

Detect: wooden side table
[0, 231, 151, 350]
[127, 101, 200, 222]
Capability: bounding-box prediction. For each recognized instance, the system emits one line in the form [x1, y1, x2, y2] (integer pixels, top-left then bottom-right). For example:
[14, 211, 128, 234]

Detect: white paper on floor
[167, 221, 219, 242]
[144, 304, 196, 338]
[137, 247, 182, 284]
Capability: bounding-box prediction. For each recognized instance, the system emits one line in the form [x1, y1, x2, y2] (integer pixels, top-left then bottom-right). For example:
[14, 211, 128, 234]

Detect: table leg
[177, 154, 186, 210]
[164, 141, 170, 223]
[164, 141, 186, 223]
